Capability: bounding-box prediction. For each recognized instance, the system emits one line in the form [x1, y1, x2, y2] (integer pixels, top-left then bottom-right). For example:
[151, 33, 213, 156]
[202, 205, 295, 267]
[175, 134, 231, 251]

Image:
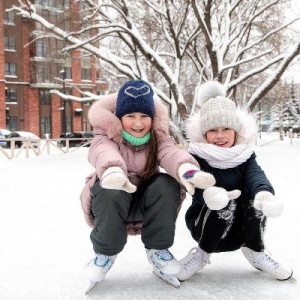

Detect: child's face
[205, 127, 235, 148]
[121, 112, 152, 138]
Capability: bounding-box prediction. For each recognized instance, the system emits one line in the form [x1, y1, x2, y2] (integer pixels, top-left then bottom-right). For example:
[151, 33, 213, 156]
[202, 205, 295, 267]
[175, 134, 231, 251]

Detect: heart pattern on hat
[124, 85, 151, 98]
[116, 79, 155, 118]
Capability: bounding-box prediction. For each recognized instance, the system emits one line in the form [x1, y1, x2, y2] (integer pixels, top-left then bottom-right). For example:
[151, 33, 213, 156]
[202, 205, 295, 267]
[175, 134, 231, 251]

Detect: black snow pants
[90, 173, 181, 256]
[185, 196, 267, 254]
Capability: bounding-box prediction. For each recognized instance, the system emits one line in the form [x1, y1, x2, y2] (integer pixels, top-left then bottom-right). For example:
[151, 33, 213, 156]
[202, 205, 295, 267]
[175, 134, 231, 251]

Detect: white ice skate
[146, 249, 181, 288]
[84, 253, 117, 295]
[241, 247, 293, 281]
[177, 246, 211, 281]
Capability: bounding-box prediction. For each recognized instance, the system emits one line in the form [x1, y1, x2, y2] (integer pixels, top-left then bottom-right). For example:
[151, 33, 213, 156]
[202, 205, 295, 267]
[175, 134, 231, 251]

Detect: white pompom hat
[198, 81, 241, 135]
[185, 81, 258, 145]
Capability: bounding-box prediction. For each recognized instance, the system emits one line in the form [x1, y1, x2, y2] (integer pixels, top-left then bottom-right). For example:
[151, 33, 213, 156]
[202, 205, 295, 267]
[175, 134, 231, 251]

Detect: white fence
[0, 136, 93, 159]
[0, 131, 298, 159]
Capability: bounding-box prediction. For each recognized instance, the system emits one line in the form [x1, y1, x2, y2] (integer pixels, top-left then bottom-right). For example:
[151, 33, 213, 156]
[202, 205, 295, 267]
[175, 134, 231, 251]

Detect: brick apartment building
[0, 0, 108, 138]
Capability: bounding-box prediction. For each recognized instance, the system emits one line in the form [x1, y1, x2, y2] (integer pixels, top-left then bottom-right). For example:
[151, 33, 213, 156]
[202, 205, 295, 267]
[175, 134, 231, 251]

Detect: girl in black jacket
[177, 81, 293, 282]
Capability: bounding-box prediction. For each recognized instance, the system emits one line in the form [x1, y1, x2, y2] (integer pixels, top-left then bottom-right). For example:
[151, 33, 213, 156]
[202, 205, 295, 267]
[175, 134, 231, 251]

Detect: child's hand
[253, 191, 283, 218]
[100, 166, 137, 193]
[203, 186, 241, 210]
[178, 163, 216, 195]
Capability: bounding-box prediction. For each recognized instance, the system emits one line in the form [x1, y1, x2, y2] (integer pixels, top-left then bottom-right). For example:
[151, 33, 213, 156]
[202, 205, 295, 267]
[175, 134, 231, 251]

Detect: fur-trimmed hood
[185, 81, 258, 146]
[88, 93, 170, 143]
[185, 107, 258, 145]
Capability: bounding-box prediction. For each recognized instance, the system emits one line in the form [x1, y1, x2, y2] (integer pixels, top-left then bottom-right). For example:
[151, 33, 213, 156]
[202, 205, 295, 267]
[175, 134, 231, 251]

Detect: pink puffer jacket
[80, 93, 198, 234]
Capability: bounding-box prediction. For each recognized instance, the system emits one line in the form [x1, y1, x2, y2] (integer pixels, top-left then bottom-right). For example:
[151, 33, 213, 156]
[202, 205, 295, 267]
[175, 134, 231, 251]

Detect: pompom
[196, 81, 227, 106]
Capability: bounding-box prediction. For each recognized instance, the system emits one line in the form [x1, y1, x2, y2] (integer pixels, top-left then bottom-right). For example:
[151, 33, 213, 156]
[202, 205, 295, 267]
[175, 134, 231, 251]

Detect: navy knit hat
[116, 79, 155, 118]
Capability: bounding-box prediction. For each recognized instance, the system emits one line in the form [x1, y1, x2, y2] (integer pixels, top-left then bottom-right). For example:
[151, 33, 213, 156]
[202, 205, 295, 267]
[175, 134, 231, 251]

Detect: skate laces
[252, 251, 279, 271]
[181, 247, 211, 273]
[94, 254, 112, 267]
[155, 249, 173, 261]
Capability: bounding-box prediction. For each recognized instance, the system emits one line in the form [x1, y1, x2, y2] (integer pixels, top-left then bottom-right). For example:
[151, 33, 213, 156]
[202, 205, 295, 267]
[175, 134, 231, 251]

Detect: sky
[0, 133, 299, 300]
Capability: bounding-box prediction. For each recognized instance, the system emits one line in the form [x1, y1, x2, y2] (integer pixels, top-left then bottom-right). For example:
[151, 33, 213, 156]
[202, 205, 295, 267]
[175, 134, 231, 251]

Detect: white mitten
[100, 166, 137, 193]
[178, 163, 216, 195]
[203, 186, 241, 210]
[253, 191, 283, 218]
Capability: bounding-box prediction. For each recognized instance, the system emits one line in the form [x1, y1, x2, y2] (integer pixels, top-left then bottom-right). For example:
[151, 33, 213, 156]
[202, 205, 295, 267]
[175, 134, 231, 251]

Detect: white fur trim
[185, 106, 258, 145]
[87, 93, 170, 143]
[185, 81, 258, 144]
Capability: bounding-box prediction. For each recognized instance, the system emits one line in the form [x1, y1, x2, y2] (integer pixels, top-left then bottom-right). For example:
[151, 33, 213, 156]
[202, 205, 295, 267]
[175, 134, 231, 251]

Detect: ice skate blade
[278, 271, 296, 282]
[152, 268, 180, 288]
[85, 281, 99, 295]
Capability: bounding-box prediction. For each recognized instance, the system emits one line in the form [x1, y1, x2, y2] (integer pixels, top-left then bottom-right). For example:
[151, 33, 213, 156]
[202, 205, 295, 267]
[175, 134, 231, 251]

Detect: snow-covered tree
[9, 0, 300, 121]
[269, 81, 300, 136]
[269, 102, 282, 132]
[282, 82, 300, 132]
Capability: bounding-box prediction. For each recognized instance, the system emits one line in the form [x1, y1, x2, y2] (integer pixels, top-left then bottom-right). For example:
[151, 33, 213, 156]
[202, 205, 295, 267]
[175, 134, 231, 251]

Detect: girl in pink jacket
[81, 79, 215, 293]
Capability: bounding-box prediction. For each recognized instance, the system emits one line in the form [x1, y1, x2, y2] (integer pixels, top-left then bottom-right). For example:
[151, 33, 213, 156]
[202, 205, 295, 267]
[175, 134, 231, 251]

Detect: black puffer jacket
[192, 152, 274, 206]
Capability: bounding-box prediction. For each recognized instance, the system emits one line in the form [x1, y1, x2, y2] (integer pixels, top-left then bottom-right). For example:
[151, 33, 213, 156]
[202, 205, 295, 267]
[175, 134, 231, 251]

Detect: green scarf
[122, 130, 151, 146]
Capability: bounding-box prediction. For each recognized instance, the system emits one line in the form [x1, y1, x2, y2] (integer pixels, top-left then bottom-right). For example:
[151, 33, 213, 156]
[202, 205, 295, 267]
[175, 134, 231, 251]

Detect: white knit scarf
[188, 142, 255, 169]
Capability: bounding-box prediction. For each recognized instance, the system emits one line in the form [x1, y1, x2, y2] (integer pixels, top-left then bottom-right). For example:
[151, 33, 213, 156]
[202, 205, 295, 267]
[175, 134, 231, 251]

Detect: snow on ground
[0, 133, 299, 300]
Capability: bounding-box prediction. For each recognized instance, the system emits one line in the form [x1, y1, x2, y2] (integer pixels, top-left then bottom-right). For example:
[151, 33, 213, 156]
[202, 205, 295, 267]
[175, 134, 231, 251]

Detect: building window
[66, 116, 72, 133]
[41, 0, 55, 7]
[82, 68, 91, 80]
[50, 11, 64, 26]
[37, 64, 50, 82]
[35, 0, 69, 9]
[5, 63, 17, 76]
[4, 11, 15, 25]
[51, 64, 60, 83]
[40, 90, 51, 105]
[35, 38, 64, 58]
[5, 89, 17, 103]
[40, 116, 51, 136]
[36, 40, 48, 57]
[65, 67, 72, 80]
[4, 36, 16, 50]
[49, 39, 61, 57]
[41, 9, 51, 21]
[82, 116, 91, 132]
[36, 63, 60, 83]
[8, 116, 18, 132]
